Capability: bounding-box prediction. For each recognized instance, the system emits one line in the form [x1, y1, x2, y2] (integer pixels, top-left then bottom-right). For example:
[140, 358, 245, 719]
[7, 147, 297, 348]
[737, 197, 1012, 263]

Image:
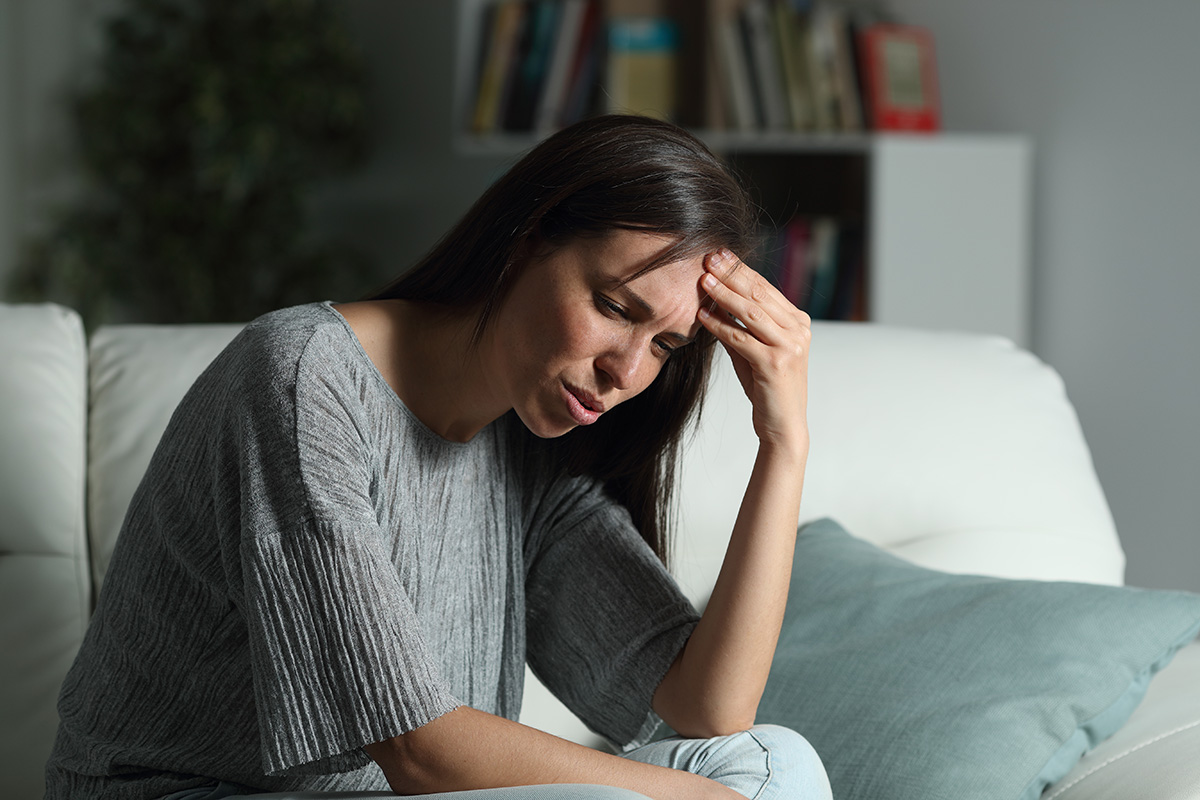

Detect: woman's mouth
[562, 383, 603, 426]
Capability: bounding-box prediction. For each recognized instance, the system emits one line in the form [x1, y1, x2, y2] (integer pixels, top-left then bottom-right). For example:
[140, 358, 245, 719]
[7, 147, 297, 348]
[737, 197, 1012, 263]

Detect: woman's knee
[745, 724, 832, 800]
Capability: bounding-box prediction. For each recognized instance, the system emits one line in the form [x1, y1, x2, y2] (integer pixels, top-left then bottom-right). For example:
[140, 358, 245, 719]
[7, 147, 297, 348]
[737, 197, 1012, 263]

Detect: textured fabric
[46, 302, 698, 800]
[755, 518, 1200, 800]
[621, 724, 831, 800]
[1044, 640, 1200, 799]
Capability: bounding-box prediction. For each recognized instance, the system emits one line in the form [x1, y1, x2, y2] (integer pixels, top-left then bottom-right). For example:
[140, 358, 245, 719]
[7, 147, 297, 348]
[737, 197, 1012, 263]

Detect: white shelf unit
[453, 1, 1032, 347]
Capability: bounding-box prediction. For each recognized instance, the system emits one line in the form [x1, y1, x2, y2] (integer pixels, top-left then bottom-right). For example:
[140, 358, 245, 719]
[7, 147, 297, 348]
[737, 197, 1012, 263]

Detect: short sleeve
[523, 476, 699, 749]
[235, 327, 459, 776]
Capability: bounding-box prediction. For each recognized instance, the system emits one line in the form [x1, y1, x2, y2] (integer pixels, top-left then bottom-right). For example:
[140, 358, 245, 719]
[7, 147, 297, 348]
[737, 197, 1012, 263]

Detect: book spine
[471, 1, 527, 135]
[772, 0, 813, 131]
[806, 217, 839, 319]
[504, 0, 562, 132]
[741, 0, 790, 131]
[714, 18, 756, 132]
[605, 16, 679, 120]
[533, 0, 589, 132]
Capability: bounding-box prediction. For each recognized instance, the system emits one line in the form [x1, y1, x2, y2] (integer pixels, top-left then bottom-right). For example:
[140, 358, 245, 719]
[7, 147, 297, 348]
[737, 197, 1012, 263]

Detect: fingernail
[701, 273, 718, 289]
[707, 249, 731, 270]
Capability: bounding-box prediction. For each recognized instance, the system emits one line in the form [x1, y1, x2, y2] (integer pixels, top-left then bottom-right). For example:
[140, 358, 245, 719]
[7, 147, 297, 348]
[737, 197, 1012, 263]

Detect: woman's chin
[516, 410, 577, 439]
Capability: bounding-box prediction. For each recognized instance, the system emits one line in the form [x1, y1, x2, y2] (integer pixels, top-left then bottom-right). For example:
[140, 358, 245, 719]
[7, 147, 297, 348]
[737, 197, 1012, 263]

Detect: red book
[858, 24, 940, 132]
[780, 217, 812, 308]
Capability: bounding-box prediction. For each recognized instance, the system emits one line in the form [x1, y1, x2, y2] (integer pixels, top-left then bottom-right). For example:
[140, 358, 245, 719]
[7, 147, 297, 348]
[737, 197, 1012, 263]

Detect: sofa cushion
[0, 303, 91, 800]
[1044, 640, 1200, 800]
[755, 518, 1200, 800]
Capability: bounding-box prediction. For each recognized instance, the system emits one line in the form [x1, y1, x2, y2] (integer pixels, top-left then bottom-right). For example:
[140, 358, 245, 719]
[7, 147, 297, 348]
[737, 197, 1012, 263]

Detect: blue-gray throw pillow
[756, 518, 1200, 800]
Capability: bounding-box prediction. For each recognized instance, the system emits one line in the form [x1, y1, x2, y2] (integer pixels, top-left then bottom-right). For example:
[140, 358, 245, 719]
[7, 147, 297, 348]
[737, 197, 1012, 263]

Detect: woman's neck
[337, 299, 508, 442]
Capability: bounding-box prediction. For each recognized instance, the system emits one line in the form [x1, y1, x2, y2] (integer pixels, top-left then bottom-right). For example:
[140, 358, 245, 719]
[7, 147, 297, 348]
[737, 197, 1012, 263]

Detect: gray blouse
[46, 302, 699, 800]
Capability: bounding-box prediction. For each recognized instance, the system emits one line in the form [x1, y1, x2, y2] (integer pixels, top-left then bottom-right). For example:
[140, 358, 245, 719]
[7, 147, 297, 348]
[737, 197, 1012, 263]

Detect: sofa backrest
[0, 304, 91, 800]
[672, 321, 1125, 608]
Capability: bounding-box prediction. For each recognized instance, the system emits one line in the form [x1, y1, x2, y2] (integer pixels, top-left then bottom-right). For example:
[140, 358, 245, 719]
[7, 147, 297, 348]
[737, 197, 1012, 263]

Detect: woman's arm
[364, 705, 744, 799]
[653, 249, 812, 737]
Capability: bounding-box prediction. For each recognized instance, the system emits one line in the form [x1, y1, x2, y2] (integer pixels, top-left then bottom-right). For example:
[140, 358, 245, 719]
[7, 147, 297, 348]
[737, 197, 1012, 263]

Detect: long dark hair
[370, 115, 758, 563]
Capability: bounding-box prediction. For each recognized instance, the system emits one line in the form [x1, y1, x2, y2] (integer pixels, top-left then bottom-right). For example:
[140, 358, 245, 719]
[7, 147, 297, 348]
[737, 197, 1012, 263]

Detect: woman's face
[487, 229, 709, 439]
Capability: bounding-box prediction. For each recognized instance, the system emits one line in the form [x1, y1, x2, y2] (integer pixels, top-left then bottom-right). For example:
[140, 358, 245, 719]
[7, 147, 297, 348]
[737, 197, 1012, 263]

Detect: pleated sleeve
[234, 327, 460, 776]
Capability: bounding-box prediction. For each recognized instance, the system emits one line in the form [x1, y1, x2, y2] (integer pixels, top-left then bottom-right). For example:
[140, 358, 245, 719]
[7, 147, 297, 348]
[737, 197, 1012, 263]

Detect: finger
[704, 250, 800, 323]
[697, 294, 771, 360]
[700, 267, 790, 347]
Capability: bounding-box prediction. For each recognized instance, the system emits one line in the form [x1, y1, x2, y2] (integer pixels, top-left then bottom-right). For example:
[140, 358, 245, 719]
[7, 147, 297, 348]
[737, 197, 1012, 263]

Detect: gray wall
[2, 0, 1196, 590]
[888, 0, 1200, 590]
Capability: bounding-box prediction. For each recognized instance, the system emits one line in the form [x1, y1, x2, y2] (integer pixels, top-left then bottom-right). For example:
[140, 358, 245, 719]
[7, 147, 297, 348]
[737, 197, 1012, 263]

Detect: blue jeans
[160, 724, 831, 800]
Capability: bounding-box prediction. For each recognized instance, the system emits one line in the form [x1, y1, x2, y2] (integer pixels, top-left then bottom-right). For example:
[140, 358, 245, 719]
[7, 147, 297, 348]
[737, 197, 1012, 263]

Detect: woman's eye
[596, 294, 627, 319]
[652, 339, 674, 358]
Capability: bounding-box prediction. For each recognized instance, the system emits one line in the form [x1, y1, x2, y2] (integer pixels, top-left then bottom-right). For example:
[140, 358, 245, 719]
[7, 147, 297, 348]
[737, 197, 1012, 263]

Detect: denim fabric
[622, 725, 831, 800]
[158, 724, 830, 800]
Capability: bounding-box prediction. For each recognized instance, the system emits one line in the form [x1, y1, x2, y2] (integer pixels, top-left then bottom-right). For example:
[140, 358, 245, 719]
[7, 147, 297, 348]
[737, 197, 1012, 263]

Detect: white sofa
[2, 301, 1198, 799]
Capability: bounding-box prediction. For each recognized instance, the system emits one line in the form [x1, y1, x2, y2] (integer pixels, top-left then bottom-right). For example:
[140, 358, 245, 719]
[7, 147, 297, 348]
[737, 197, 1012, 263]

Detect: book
[532, 0, 589, 132]
[605, 16, 680, 120]
[470, 1, 527, 135]
[773, 0, 814, 131]
[805, 217, 839, 319]
[740, 0, 790, 130]
[714, 14, 757, 131]
[778, 216, 813, 307]
[830, 221, 865, 320]
[858, 23, 941, 132]
[805, 4, 840, 131]
[559, 0, 603, 126]
[828, 5, 863, 131]
[504, 0, 562, 131]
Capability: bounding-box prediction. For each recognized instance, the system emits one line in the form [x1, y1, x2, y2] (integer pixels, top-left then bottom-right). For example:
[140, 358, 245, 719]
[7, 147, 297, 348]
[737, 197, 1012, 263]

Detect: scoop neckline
[317, 300, 491, 449]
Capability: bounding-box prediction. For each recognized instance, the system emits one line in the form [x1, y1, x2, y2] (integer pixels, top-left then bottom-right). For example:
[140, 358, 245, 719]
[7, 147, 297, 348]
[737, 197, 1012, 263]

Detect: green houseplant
[11, 0, 373, 326]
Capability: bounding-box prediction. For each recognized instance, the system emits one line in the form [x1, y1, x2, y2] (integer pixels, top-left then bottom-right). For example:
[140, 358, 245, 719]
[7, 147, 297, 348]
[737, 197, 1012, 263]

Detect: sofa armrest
[1044, 640, 1200, 799]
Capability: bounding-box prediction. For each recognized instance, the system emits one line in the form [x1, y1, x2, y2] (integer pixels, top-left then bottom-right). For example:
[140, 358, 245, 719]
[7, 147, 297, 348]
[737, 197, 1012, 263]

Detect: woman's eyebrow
[603, 275, 696, 347]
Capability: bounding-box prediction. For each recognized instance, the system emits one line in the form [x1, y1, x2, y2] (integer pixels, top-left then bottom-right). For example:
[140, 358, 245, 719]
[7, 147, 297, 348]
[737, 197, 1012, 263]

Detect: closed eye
[596, 293, 674, 359]
[595, 293, 628, 319]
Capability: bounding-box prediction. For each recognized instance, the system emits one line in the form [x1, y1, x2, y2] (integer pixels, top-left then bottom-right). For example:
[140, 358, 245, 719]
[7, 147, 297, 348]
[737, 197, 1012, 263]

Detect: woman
[45, 115, 828, 800]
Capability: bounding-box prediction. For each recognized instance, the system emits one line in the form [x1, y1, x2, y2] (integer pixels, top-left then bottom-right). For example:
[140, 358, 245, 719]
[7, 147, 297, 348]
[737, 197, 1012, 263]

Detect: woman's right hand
[697, 248, 811, 457]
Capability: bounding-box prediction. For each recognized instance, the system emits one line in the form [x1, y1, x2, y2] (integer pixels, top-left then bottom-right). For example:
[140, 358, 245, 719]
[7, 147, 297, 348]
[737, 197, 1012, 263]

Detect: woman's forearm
[658, 249, 813, 737]
[365, 705, 742, 800]
[654, 438, 808, 737]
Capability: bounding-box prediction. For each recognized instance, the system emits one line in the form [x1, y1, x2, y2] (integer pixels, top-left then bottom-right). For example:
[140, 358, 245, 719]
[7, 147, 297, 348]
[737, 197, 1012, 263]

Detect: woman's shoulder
[226, 301, 359, 375]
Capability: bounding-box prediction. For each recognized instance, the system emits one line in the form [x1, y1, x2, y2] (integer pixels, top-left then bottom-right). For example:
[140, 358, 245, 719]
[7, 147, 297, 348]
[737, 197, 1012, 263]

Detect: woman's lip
[562, 383, 602, 425]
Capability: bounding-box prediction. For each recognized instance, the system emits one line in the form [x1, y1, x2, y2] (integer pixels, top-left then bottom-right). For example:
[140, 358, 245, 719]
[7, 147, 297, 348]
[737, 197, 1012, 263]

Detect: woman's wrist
[756, 429, 810, 466]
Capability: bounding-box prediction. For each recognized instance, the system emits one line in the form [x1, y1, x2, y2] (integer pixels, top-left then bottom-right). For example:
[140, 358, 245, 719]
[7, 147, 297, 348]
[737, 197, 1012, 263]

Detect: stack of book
[758, 215, 866, 320]
[711, 0, 886, 133]
[468, 0, 680, 135]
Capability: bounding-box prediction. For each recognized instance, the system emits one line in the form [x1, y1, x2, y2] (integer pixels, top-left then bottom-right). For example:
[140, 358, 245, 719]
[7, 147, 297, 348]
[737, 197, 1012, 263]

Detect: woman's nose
[595, 343, 647, 392]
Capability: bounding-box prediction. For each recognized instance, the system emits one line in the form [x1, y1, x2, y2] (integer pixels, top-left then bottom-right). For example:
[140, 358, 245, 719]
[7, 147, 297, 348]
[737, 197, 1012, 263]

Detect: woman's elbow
[664, 706, 757, 740]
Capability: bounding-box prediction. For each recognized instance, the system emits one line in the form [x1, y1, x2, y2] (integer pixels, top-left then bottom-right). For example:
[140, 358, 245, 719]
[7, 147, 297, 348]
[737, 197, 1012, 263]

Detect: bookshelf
[452, 0, 1032, 347]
